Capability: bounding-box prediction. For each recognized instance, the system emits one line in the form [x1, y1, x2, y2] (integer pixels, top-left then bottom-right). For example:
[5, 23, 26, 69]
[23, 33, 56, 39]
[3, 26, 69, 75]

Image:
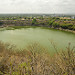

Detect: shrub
[0, 42, 75, 75]
[0, 21, 3, 26]
[61, 24, 73, 29]
[52, 22, 60, 28]
[32, 18, 36, 25]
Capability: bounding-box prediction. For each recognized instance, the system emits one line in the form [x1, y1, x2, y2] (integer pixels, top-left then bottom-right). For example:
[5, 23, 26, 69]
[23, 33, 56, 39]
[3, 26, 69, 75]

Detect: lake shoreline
[0, 25, 75, 34]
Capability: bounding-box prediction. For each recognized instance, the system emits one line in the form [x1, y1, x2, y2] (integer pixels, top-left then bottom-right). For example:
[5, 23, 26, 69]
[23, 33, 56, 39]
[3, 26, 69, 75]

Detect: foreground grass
[0, 41, 75, 75]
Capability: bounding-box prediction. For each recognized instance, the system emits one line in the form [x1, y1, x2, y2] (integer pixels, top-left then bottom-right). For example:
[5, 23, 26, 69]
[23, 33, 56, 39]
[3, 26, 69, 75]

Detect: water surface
[0, 27, 75, 53]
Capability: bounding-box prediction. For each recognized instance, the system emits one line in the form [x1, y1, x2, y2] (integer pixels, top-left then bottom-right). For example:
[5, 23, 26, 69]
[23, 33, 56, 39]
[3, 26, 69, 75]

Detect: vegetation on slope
[0, 41, 75, 75]
[0, 16, 75, 31]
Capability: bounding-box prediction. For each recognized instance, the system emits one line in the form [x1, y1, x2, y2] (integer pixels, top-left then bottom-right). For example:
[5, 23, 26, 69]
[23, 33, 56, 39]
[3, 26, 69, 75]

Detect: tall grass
[0, 41, 75, 75]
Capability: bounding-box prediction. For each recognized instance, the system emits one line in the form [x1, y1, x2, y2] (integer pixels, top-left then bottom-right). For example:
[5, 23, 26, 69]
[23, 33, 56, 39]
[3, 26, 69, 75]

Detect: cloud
[0, 0, 75, 14]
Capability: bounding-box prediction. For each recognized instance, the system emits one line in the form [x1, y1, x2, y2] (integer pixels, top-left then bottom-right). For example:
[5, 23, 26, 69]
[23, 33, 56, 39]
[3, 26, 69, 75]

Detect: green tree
[48, 20, 54, 27]
[32, 18, 36, 25]
[0, 22, 3, 26]
[52, 22, 60, 28]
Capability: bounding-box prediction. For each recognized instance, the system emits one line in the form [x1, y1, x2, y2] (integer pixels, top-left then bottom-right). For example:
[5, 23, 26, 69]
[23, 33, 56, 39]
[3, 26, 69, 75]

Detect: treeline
[0, 42, 75, 75]
[47, 18, 75, 30]
[0, 17, 75, 31]
[30, 17, 75, 30]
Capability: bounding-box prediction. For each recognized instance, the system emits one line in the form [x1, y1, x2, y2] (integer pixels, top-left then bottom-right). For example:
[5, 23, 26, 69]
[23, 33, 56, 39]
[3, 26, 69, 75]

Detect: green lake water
[0, 27, 75, 53]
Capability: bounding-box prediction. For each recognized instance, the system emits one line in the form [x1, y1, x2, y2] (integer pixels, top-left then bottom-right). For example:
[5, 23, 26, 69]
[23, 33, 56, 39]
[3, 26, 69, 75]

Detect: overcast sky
[0, 0, 75, 14]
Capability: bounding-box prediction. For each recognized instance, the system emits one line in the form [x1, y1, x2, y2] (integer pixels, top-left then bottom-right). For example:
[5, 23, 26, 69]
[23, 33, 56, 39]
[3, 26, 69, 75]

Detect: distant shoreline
[0, 16, 75, 33]
[0, 25, 75, 34]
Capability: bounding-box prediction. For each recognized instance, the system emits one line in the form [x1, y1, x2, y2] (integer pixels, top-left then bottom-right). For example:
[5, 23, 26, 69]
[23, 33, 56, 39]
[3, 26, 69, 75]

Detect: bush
[52, 22, 60, 28]
[0, 21, 3, 26]
[61, 24, 73, 29]
[48, 20, 54, 27]
[0, 42, 75, 75]
[32, 18, 37, 25]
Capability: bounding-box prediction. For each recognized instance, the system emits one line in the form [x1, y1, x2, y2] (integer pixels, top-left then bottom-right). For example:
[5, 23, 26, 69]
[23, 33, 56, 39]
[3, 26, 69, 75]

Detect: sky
[0, 0, 75, 14]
